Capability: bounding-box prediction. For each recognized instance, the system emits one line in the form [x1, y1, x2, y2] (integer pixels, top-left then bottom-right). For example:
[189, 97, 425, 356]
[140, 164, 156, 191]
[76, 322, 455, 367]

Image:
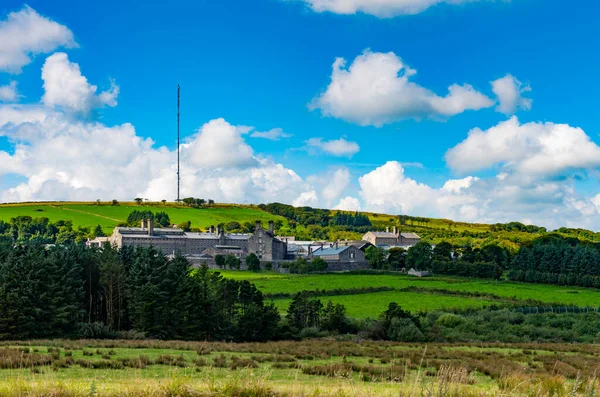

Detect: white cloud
[335, 196, 361, 211]
[354, 160, 600, 229]
[359, 161, 438, 215]
[306, 137, 360, 157]
[41, 53, 119, 114]
[250, 128, 292, 140]
[306, 168, 351, 207]
[0, 108, 317, 205]
[0, 81, 18, 102]
[445, 117, 600, 176]
[0, 57, 317, 205]
[491, 74, 532, 114]
[182, 118, 257, 169]
[442, 176, 479, 193]
[292, 190, 319, 207]
[303, 0, 494, 18]
[311, 50, 493, 127]
[0, 6, 76, 73]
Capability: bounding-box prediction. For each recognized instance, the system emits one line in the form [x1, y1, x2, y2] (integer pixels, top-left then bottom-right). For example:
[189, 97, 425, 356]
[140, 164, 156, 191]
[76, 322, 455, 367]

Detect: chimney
[148, 218, 154, 236]
[335, 241, 338, 249]
[386, 227, 390, 233]
[216, 225, 221, 235]
[141, 219, 146, 229]
[255, 220, 261, 231]
[393, 226, 398, 236]
[209, 225, 215, 234]
[268, 220, 274, 234]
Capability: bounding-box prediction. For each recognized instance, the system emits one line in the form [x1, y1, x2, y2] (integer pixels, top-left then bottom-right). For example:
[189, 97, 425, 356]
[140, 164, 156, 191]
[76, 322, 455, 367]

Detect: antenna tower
[177, 85, 181, 203]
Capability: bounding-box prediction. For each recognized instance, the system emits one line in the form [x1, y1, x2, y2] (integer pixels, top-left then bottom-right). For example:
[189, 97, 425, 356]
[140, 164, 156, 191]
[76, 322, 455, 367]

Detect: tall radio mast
[177, 85, 181, 203]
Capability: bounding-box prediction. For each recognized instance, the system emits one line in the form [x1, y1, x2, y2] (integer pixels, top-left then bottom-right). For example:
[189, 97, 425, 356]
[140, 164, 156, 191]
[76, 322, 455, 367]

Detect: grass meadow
[216, 271, 600, 317]
[0, 202, 287, 233]
[1, 339, 599, 396]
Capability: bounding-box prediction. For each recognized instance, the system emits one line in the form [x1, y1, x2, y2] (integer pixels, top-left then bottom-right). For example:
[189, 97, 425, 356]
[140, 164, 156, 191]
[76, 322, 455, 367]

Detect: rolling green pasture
[0, 202, 286, 233]
[217, 271, 600, 318]
[271, 290, 497, 317]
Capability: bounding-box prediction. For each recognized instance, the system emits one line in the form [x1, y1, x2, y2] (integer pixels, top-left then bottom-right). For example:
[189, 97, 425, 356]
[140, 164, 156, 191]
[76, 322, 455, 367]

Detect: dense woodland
[0, 243, 279, 341]
[2, 240, 600, 343]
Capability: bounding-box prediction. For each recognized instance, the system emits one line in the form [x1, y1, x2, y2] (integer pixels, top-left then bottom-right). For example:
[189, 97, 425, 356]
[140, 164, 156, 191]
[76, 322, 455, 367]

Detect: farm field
[0, 202, 287, 233]
[271, 290, 497, 317]
[217, 271, 600, 317]
[1, 339, 598, 396]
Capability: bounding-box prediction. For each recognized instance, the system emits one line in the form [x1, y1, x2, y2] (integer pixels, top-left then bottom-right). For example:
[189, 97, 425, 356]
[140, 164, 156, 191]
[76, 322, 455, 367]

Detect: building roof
[118, 227, 185, 235]
[183, 232, 251, 240]
[312, 246, 352, 257]
[369, 231, 397, 237]
[400, 233, 420, 239]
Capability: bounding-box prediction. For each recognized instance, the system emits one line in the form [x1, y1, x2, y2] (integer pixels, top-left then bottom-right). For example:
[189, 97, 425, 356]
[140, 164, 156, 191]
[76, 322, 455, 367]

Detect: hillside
[0, 202, 288, 235]
[0, 201, 598, 251]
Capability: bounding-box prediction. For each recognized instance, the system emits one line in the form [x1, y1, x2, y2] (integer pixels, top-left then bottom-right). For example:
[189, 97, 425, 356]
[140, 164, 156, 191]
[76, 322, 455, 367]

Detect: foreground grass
[2, 339, 599, 397]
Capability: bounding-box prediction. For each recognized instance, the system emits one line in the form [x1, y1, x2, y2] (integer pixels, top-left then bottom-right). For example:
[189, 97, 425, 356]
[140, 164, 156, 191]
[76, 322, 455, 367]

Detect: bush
[387, 318, 424, 342]
[78, 322, 117, 339]
[436, 313, 465, 328]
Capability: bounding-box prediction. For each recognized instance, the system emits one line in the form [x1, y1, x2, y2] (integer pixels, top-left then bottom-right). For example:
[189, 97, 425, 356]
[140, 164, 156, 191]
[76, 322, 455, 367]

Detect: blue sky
[1, 0, 600, 229]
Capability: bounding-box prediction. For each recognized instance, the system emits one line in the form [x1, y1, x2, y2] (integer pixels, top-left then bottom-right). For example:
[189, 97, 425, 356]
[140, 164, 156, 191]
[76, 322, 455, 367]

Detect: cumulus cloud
[303, 0, 493, 18]
[182, 118, 257, 169]
[335, 196, 362, 211]
[0, 6, 76, 73]
[442, 176, 479, 193]
[354, 161, 600, 229]
[306, 168, 351, 207]
[0, 81, 18, 102]
[311, 50, 493, 127]
[359, 161, 438, 215]
[0, 108, 318, 205]
[306, 137, 360, 157]
[250, 128, 292, 140]
[41, 53, 119, 114]
[491, 74, 532, 114]
[445, 117, 600, 176]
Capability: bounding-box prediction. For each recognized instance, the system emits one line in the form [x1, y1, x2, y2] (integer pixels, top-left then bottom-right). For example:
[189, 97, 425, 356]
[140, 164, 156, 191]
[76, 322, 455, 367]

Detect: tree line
[364, 241, 507, 279]
[509, 235, 600, 287]
[0, 242, 279, 341]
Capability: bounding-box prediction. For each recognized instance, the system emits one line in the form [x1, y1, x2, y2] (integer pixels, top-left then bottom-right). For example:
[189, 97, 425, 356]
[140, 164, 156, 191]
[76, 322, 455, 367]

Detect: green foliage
[509, 235, 600, 287]
[365, 246, 387, 269]
[387, 247, 406, 270]
[246, 253, 260, 272]
[287, 257, 328, 274]
[93, 224, 105, 238]
[330, 211, 371, 227]
[225, 254, 241, 270]
[215, 255, 225, 269]
[406, 242, 432, 270]
[177, 221, 191, 232]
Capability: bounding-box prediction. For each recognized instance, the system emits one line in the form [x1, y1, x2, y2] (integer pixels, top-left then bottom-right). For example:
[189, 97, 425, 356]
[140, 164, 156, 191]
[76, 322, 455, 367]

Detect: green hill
[0, 201, 598, 252]
[0, 202, 287, 234]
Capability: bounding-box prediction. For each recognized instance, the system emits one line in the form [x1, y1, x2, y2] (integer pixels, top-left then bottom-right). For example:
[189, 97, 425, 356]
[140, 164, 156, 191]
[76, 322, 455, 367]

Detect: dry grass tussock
[2, 373, 600, 397]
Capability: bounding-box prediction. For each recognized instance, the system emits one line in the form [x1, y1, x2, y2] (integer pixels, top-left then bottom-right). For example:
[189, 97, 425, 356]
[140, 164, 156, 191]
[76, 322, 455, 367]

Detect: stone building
[362, 227, 421, 247]
[248, 221, 287, 261]
[107, 218, 287, 262]
[310, 244, 369, 271]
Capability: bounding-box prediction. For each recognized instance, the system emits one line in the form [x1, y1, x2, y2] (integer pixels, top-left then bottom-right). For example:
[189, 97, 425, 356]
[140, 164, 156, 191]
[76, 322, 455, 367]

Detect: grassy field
[217, 271, 600, 317]
[271, 290, 498, 317]
[1, 339, 598, 396]
[0, 202, 287, 233]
